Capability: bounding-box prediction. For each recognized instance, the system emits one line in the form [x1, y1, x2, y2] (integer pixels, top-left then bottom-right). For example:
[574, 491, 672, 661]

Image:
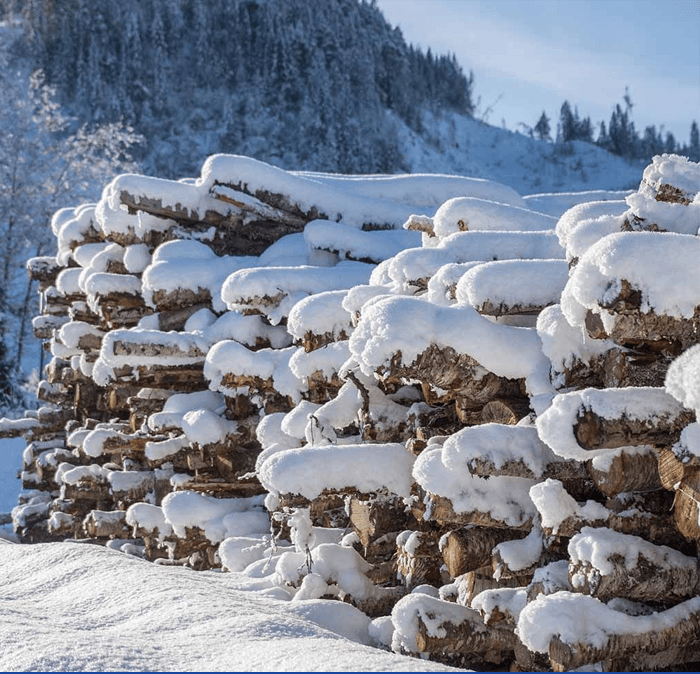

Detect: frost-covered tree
[0, 47, 142, 409]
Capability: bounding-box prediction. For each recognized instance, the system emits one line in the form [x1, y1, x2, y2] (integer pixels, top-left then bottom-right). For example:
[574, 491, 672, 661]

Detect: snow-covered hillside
[397, 110, 644, 194]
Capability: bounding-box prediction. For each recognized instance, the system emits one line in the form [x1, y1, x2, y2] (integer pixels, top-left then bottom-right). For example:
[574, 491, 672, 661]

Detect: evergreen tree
[642, 125, 663, 158]
[664, 131, 677, 154]
[558, 101, 576, 142]
[689, 121, 700, 161]
[534, 111, 551, 141]
[596, 121, 609, 150]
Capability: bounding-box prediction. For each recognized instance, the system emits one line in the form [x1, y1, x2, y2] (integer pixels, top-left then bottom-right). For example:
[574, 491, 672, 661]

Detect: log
[382, 343, 526, 406]
[348, 586, 407, 618]
[301, 329, 349, 353]
[109, 364, 207, 391]
[176, 480, 266, 498]
[671, 471, 700, 541]
[574, 407, 694, 450]
[465, 454, 588, 481]
[547, 508, 681, 548]
[348, 496, 413, 550]
[454, 389, 530, 426]
[441, 527, 526, 579]
[158, 302, 213, 331]
[568, 529, 700, 602]
[586, 446, 662, 496]
[99, 302, 153, 329]
[472, 586, 527, 628]
[548, 601, 700, 672]
[219, 373, 294, 414]
[599, 344, 678, 389]
[585, 280, 700, 349]
[151, 287, 213, 314]
[83, 509, 130, 538]
[112, 338, 206, 361]
[415, 603, 517, 663]
[478, 299, 550, 318]
[62, 482, 112, 503]
[396, 530, 444, 588]
[278, 491, 349, 530]
[119, 185, 310, 256]
[458, 565, 532, 607]
[429, 494, 534, 532]
[479, 399, 532, 425]
[33, 314, 70, 340]
[27, 255, 62, 285]
[657, 447, 700, 491]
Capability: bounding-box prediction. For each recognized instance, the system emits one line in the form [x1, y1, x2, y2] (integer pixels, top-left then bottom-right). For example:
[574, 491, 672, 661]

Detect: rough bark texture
[548, 604, 700, 672]
[441, 526, 526, 579]
[574, 407, 694, 450]
[569, 552, 700, 602]
[586, 447, 662, 496]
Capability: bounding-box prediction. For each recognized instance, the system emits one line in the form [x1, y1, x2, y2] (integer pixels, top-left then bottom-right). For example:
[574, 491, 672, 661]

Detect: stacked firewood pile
[4, 152, 700, 671]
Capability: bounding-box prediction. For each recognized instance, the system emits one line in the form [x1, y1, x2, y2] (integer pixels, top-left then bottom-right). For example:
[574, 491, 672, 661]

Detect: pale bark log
[429, 494, 534, 532]
[441, 527, 526, 579]
[574, 407, 693, 450]
[548, 603, 700, 672]
[586, 447, 662, 496]
[415, 603, 517, 660]
[348, 496, 413, 549]
[83, 509, 129, 538]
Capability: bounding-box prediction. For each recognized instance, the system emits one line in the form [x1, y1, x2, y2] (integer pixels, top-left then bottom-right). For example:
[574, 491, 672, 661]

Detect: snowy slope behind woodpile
[397, 111, 644, 195]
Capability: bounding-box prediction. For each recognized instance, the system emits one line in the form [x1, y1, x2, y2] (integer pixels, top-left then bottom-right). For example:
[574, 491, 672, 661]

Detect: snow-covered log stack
[6, 153, 700, 670]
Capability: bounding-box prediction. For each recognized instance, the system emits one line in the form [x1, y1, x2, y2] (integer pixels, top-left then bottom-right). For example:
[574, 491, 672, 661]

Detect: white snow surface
[294, 169, 526, 209]
[0, 540, 458, 672]
[666, 344, 700, 413]
[222, 261, 373, 325]
[258, 443, 415, 500]
[554, 199, 629, 250]
[304, 219, 421, 263]
[517, 590, 700, 654]
[387, 229, 564, 291]
[287, 289, 353, 342]
[430, 196, 555, 240]
[522, 190, 634, 217]
[455, 258, 569, 311]
[441, 423, 560, 478]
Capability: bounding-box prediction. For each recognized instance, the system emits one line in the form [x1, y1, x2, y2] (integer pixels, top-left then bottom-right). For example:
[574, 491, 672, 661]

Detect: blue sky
[375, 0, 700, 144]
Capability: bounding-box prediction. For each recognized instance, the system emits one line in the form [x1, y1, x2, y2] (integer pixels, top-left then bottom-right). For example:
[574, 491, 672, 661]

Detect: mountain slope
[396, 111, 644, 194]
[10, 0, 644, 191]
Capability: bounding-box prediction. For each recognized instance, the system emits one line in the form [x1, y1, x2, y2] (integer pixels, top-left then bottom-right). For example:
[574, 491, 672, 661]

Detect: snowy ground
[0, 539, 460, 672]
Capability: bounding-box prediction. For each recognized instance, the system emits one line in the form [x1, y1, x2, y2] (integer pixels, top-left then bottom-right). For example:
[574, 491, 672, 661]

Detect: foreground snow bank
[0, 540, 459, 672]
